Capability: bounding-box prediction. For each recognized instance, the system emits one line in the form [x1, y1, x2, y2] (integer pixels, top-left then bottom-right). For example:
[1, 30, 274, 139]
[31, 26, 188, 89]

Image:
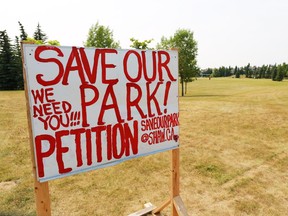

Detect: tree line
[0, 22, 60, 90]
[201, 63, 288, 81]
[0, 21, 199, 96]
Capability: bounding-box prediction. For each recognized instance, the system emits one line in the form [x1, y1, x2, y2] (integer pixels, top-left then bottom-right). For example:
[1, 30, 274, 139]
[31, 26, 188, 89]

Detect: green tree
[23, 37, 60, 46]
[130, 38, 153, 49]
[200, 68, 213, 77]
[84, 22, 120, 48]
[275, 70, 284, 81]
[47, 40, 61, 46]
[157, 29, 198, 96]
[212, 68, 220, 77]
[279, 63, 288, 79]
[13, 36, 24, 89]
[156, 36, 171, 50]
[271, 64, 277, 81]
[235, 66, 240, 78]
[23, 37, 44, 45]
[245, 63, 252, 78]
[33, 23, 47, 43]
[265, 65, 272, 79]
[18, 21, 28, 41]
[0, 30, 18, 90]
[274, 64, 284, 81]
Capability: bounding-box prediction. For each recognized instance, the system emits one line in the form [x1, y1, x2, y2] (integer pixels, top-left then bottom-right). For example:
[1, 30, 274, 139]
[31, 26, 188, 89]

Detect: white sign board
[22, 44, 179, 182]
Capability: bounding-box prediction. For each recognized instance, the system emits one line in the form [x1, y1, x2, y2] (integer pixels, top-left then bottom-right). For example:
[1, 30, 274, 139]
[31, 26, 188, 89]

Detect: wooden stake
[171, 148, 180, 216]
[152, 198, 171, 214]
[21, 42, 51, 216]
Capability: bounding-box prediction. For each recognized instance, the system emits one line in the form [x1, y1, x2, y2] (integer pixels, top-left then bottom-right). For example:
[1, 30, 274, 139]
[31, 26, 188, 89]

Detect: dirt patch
[0, 181, 17, 191]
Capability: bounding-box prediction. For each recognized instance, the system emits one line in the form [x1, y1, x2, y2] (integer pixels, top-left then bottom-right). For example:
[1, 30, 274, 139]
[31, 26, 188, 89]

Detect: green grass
[1, 78, 288, 215]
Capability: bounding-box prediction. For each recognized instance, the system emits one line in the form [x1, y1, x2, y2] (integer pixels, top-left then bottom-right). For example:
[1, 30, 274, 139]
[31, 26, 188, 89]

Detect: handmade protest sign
[22, 44, 179, 182]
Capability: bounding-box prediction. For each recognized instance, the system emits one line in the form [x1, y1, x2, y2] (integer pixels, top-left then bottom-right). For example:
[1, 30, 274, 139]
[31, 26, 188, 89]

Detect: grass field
[1, 77, 288, 215]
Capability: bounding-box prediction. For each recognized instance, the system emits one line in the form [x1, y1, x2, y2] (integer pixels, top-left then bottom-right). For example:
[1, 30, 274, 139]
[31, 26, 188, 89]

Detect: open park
[1, 77, 288, 215]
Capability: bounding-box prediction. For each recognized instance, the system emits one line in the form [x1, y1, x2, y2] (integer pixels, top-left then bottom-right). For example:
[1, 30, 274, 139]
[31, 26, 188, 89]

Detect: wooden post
[21, 42, 51, 216]
[153, 148, 189, 216]
[171, 148, 180, 215]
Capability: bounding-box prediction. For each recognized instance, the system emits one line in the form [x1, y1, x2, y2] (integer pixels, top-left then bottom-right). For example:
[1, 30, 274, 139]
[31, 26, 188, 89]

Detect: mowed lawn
[1, 78, 288, 215]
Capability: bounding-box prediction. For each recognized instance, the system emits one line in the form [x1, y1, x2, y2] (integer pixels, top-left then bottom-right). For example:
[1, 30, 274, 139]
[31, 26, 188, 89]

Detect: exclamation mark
[163, 81, 171, 114]
[70, 112, 74, 126]
[76, 111, 81, 125]
[73, 111, 78, 126]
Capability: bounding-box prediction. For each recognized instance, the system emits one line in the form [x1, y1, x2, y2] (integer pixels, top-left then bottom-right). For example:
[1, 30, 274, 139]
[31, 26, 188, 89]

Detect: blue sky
[1, 0, 288, 68]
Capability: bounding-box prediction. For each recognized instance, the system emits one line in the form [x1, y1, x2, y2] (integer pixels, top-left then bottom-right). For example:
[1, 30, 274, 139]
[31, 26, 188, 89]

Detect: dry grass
[180, 78, 288, 215]
[1, 78, 288, 215]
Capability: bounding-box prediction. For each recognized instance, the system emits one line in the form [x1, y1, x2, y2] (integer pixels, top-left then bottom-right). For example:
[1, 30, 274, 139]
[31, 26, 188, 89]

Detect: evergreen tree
[0, 30, 18, 90]
[245, 63, 252, 78]
[280, 63, 288, 79]
[235, 66, 240, 78]
[275, 70, 284, 81]
[18, 21, 28, 41]
[274, 65, 284, 81]
[33, 23, 47, 43]
[271, 65, 277, 81]
[213, 68, 220, 77]
[265, 65, 272, 79]
[258, 65, 265, 79]
[14, 36, 24, 89]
